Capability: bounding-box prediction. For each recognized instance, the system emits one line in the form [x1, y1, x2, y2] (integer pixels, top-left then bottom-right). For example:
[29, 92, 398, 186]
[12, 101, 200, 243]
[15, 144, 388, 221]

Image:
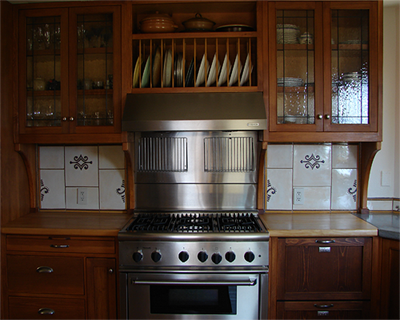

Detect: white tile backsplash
[293, 144, 332, 187]
[332, 144, 358, 169]
[40, 170, 65, 209]
[99, 170, 126, 210]
[267, 144, 293, 168]
[65, 146, 99, 187]
[266, 143, 358, 211]
[38, 145, 125, 211]
[99, 145, 125, 169]
[266, 169, 292, 210]
[40, 146, 64, 169]
[293, 187, 331, 210]
[331, 169, 358, 210]
[66, 187, 99, 210]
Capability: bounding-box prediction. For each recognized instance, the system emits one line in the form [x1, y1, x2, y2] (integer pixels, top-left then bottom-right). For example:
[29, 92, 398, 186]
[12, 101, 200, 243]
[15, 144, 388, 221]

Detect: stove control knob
[179, 251, 189, 263]
[132, 251, 143, 263]
[151, 251, 162, 263]
[197, 251, 208, 263]
[211, 253, 222, 264]
[225, 251, 236, 263]
[244, 251, 255, 263]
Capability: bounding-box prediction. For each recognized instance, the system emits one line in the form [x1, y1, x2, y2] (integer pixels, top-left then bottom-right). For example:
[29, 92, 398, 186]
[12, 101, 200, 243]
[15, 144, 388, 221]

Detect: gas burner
[172, 214, 214, 233]
[127, 214, 172, 232]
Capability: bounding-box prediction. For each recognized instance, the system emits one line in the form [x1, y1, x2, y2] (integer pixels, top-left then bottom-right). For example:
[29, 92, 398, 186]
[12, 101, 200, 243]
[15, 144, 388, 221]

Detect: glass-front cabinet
[268, 1, 380, 139]
[18, 6, 121, 143]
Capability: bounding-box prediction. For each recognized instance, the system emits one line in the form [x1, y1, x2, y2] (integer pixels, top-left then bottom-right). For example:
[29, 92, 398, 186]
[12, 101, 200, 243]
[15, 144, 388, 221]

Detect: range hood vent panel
[122, 92, 267, 131]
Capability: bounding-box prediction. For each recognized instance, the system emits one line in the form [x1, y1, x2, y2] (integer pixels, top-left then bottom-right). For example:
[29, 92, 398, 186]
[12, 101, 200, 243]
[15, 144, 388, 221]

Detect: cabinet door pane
[331, 9, 369, 124]
[77, 13, 113, 126]
[277, 10, 315, 125]
[26, 16, 62, 127]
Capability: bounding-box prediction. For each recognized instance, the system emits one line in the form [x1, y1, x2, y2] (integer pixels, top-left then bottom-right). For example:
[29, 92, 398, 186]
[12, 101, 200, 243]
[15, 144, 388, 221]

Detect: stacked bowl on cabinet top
[132, 12, 255, 88]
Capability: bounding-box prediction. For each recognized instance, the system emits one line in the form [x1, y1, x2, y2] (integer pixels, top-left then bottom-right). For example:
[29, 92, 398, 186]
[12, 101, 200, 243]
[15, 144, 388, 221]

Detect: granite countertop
[1, 211, 133, 237]
[260, 212, 378, 237]
[353, 212, 400, 240]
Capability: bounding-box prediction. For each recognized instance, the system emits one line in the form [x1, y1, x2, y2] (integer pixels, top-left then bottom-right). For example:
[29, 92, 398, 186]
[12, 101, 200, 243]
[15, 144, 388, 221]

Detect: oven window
[150, 285, 237, 314]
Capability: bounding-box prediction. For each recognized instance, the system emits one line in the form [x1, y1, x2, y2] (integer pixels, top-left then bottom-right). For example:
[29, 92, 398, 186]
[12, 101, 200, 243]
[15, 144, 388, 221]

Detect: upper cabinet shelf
[128, 1, 263, 92]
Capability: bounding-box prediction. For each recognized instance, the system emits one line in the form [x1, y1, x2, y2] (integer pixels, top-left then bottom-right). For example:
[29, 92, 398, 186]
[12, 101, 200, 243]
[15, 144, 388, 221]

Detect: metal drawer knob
[108, 268, 114, 274]
[38, 308, 55, 315]
[36, 266, 54, 273]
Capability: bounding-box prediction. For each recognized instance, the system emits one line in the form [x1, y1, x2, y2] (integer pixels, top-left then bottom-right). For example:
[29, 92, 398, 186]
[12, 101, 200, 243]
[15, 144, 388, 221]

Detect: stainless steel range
[119, 93, 269, 320]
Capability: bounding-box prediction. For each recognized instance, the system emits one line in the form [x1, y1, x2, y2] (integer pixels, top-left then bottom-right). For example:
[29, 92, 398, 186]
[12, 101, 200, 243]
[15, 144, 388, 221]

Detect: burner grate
[126, 212, 263, 233]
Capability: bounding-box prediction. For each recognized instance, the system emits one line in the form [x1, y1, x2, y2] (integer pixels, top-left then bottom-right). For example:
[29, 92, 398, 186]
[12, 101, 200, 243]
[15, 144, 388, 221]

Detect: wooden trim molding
[359, 142, 381, 213]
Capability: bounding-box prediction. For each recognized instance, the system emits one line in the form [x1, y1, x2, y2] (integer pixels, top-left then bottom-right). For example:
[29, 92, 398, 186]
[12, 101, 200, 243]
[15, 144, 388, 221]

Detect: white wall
[368, 0, 400, 200]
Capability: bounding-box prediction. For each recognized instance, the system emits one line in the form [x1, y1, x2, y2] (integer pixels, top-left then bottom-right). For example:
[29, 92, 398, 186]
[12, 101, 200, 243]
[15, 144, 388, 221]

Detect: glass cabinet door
[269, 2, 323, 131]
[331, 10, 369, 125]
[75, 12, 114, 127]
[20, 10, 67, 132]
[324, 2, 379, 132]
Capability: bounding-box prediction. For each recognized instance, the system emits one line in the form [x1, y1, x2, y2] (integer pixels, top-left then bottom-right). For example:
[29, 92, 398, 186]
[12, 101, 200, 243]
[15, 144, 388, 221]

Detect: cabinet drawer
[7, 235, 115, 254]
[7, 255, 84, 295]
[277, 237, 372, 300]
[277, 301, 370, 319]
[8, 296, 85, 319]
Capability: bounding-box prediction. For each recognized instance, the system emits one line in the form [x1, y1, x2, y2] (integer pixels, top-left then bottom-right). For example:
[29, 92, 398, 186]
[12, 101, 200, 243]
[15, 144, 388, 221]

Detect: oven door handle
[132, 279, 257, 286]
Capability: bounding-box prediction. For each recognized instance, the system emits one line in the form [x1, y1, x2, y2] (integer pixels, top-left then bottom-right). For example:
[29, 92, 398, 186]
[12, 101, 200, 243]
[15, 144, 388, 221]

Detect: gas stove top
[119, 211, 269, 241]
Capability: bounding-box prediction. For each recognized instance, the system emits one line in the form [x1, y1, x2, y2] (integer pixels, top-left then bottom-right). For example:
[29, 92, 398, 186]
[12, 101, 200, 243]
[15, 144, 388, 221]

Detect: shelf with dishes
[131, 36, 257, 90]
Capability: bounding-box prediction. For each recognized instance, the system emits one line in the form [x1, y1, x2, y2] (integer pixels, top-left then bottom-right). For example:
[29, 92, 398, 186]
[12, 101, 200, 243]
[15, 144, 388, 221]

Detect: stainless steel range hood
[122, 92, 267, 131]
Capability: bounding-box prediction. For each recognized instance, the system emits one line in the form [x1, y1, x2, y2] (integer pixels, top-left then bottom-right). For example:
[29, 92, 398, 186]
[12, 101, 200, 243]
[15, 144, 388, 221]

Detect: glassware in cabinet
[76, 13, 114, 127]
[274, 7, 319, 126]
[24, 14, 64, 128]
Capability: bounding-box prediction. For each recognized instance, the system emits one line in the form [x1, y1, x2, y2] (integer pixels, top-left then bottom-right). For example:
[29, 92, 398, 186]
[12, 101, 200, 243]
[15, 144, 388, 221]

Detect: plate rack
[132, 33, 258, 90]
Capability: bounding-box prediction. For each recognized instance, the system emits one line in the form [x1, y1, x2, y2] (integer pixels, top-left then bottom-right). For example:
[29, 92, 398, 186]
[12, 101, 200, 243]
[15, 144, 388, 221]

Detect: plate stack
[277, 24, 300, 44]
[277, 77, 304, 87]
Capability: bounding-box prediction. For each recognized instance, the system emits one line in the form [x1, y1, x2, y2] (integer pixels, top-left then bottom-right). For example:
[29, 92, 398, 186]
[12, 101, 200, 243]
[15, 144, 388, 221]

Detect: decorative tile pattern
[266, 180, 277, 202]
[265, 169, 292, 210]
[40, 170, 65, 209]
[331, 169, 357, 210]
[65, 146, 98, 187]
[300, 154, 325, 170]
[293, 145, 331, 187]
[266, 144, 293, 169]
[70, 155, 93, 170]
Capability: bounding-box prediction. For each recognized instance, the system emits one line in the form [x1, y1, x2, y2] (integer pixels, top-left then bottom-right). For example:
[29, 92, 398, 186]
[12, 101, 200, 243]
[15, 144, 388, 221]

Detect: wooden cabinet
[379, 237, 399, 319]
[126, 1, 264, 93]
[267, 1, 382, 142]
[16, 4, 122, 144]
[270, 237, 373, 319]
[4, 235, 117, 319]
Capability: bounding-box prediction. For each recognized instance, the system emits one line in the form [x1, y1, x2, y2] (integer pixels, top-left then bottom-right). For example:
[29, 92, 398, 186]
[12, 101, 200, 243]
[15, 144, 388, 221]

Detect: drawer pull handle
[315, 240, 335, 244]
[38, 308, 55, 315]
[314, 304, 334, 309]
[108, 268, 114, 274]
[50, 244, 69, 248]
[36, 266, 54, 273]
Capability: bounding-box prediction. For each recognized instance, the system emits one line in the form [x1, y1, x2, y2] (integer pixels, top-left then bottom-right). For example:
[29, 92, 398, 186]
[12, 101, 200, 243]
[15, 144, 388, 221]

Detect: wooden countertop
[2, 211, 378, 238]
[260, 212, 378, 237]
[1, 211, 133, 237]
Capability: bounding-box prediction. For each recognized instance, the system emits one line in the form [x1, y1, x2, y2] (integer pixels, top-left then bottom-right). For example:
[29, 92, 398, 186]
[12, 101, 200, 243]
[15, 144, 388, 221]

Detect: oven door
[121, 272, 267, 320]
